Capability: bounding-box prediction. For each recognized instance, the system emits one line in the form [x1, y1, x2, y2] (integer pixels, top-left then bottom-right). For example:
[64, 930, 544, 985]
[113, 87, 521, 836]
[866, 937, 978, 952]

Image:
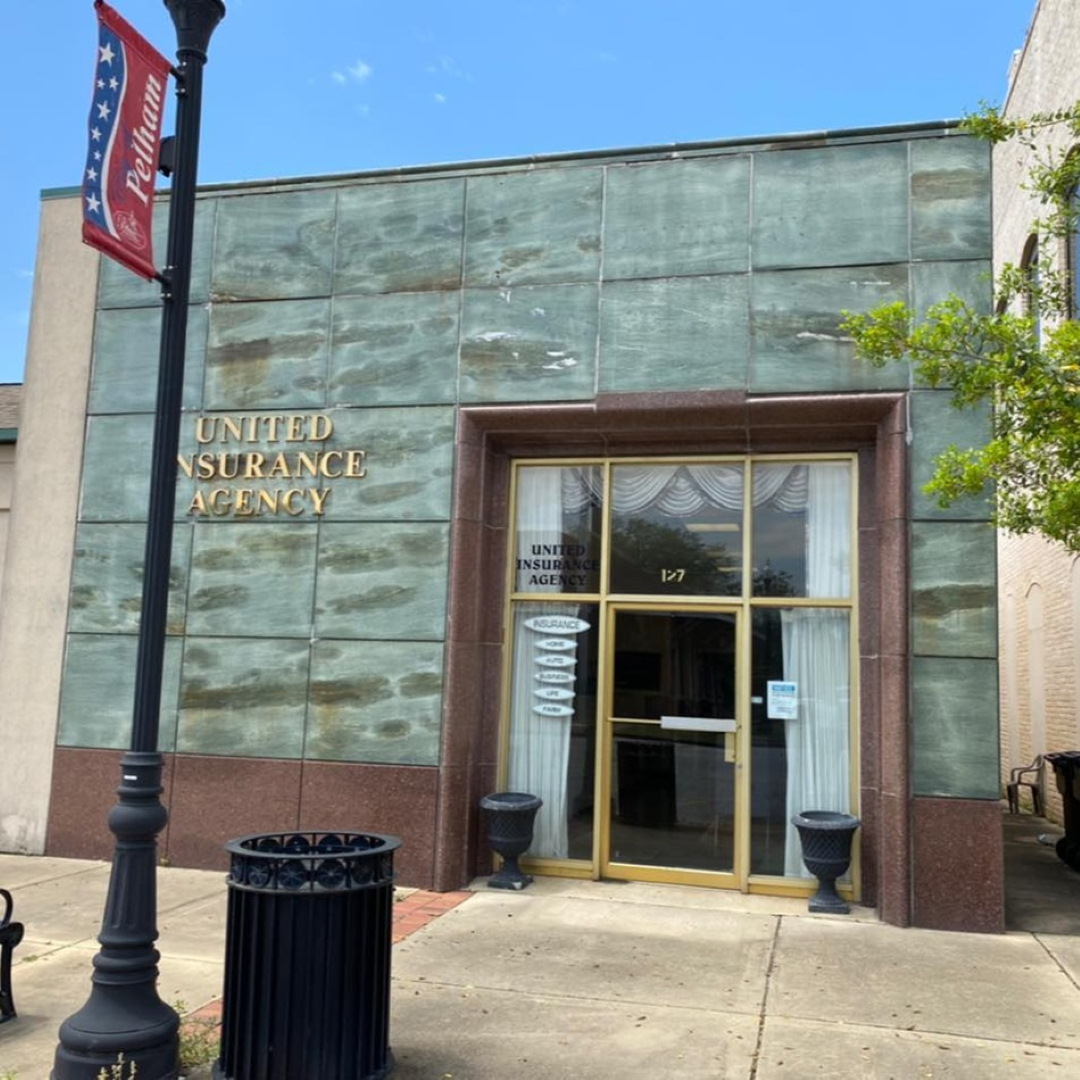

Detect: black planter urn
[480, 792, 543, 890]
[792, 811, 861, 914]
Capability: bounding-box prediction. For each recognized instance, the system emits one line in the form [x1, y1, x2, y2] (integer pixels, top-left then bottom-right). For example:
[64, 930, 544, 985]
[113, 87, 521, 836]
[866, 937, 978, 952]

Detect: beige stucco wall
[995, 0, 1080, 815]
[0, 194, 96, 853]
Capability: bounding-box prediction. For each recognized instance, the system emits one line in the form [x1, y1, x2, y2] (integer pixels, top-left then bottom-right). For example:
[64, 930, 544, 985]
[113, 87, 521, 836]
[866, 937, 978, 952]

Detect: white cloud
[427, 56, 467, 79]
[434, 93, 447, 105]
[331, 59, 373, 85]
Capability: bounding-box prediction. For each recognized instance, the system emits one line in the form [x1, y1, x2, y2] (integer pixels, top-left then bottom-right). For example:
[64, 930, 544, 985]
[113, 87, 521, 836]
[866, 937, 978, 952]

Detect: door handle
[660, 716, 736, 733]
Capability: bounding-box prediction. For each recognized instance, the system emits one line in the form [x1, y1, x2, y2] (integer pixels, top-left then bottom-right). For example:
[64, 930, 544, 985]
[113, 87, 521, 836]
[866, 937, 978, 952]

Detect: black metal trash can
[1045, 752, 1080, 870]
[214, 830, 401, 1080]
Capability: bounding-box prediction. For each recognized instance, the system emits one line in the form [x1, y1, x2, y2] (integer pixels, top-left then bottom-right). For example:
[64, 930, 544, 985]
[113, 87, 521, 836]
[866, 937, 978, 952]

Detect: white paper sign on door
[767, 681, 798, 720]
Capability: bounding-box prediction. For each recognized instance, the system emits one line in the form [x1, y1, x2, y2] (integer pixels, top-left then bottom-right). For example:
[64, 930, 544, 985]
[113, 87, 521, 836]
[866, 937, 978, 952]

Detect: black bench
[0, 888, 23, 1023]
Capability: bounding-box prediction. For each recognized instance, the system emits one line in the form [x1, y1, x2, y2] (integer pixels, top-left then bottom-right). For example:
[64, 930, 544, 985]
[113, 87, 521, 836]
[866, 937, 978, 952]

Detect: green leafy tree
[841, 104, 1080, 551]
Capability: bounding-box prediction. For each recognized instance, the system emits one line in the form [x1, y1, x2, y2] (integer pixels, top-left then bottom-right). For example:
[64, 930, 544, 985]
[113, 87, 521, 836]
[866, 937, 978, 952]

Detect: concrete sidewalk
[3, 854, 1080, 1078]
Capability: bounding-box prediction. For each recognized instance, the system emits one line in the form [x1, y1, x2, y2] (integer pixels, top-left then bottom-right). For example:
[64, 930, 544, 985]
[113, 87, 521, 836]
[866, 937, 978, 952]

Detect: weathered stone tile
[464, 167, 602, 286]
[911, 522, 997, 658]
[912, 656, 999, 798]
[315, 523, 449, 640]
[88, 305, 207, 415]
[598, 275, 749, 392]
[305, 639, 443, 764]
[321, 406, 455, 520]
[752, 143, 909, 270]
[750, 265, 909, 392]
[911, 260, 992, 320]
[97, 196, 216, 308]
[186, 523, 319, 637]
[459, 284, 597, 402]
[57, 633, 183, 751]
[911, 137, 992, 261]
[603, 156, 750, 280]
[68, 522, 191, 636]
[909, 391, 994, 521]
[334, 179, 465, 296]
[80, 414, 195, 522]
[329, 292, 458, 407]
[205, 298, 330, 410]
[211, 189, 336, 300]
[177, 637, 310, 758]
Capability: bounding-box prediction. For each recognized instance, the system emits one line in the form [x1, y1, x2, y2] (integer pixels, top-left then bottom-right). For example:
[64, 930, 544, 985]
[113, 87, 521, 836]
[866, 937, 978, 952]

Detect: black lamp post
[54, 3, 225, 1077]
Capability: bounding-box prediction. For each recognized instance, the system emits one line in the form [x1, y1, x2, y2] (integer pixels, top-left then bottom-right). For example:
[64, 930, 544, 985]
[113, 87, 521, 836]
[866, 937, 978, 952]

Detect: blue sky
[2, 0, 1037, 385]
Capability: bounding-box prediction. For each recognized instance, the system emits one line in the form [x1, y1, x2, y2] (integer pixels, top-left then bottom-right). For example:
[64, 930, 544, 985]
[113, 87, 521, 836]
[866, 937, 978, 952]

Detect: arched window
[1021, 233, 1041, 341]
[1070, 184, 1080, 317]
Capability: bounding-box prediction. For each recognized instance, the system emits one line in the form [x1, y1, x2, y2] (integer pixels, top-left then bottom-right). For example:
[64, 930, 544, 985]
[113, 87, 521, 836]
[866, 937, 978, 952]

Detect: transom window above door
[511, 459, 853, 601]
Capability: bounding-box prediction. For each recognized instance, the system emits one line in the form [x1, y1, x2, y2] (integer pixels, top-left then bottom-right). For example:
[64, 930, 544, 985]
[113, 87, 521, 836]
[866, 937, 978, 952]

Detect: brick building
[994, 0, 1080, 818]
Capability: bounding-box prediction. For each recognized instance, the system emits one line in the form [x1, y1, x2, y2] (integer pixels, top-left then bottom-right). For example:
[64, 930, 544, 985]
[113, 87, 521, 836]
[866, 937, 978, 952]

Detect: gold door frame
[598, 601, 745, 890]
[500, 454, 861, 901]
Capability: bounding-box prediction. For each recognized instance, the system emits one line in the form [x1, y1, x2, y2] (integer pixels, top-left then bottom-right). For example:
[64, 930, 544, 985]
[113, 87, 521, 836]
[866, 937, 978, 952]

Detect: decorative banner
[82, 1, 171, 280]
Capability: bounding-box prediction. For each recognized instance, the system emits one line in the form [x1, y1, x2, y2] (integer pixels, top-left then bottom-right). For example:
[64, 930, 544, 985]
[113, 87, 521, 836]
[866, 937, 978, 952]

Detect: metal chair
[1007, 756, 1044, 816]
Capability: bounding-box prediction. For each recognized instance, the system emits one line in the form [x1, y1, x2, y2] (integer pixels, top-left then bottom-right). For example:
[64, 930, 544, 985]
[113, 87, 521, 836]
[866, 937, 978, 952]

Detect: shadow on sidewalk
[1004, 810, 1080, 934]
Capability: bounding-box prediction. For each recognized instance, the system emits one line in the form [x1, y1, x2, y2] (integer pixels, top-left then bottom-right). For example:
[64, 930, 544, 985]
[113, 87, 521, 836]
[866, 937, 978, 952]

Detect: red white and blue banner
[82, 1, 171, 281]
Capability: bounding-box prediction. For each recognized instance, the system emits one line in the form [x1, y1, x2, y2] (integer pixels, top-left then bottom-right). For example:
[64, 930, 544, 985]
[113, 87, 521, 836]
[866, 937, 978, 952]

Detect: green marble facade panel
[330, 292, 458, 407]
[322, 406, 455, 520]
[750, 265, 909, 392]
[751, 143, 909, 270]
[598, 275, 749, 392]
[912, 656, 999, 798]
[911, 137, 992, 262]
[314, 522, 449, 640]
[911, 260, 992, 320]
[97, 196, 216, 308]
[80, 414, 195, 522]
[911, 522, 997, 659]
[68, 522, 191, 636]
[185, 522, 320, 638]
[88, 305, 207, 415]
[177, 636, 310, 757]
[205, 299, 330, 410]
[334, 178, 465, 296]
[909, 391, 994, 521]
[305, 639, 443, 764]
[602, 156, 750, 280]
[57, 634, 183, 751]
[211, 189, 336, 300]
[459, 284, 598, 402]
[463, 167, 602, 286]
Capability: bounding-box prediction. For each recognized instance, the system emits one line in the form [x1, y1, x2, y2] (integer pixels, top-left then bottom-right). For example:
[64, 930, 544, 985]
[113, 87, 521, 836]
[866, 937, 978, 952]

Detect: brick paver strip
[186, 889, 472, 1029]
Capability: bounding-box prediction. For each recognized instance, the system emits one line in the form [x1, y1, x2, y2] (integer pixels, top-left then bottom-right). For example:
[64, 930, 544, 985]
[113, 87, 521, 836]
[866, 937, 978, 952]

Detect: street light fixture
[54, 2, 226, 1076]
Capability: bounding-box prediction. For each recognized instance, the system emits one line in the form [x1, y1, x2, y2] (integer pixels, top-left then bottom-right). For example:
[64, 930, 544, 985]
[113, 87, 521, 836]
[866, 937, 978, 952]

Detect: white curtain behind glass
[508, 467, 577, 858]
[781, 463, 852, 876]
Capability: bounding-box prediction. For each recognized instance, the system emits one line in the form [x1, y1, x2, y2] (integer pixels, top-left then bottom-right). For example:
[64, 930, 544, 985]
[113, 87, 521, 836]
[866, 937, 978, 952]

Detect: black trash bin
[214, 830, 401, 1080]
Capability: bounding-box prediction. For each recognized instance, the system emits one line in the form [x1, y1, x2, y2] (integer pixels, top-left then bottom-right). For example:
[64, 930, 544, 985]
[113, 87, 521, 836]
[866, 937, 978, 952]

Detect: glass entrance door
[601, 605, 741, 887]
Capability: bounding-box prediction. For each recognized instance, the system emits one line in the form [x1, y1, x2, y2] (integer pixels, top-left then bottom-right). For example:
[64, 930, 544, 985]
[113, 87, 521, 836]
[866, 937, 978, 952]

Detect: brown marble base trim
[46, 749, 440, 888]
[442, 391, 909, 902]
[47, 747, 134, 863]
[912, 797, 1004, 933]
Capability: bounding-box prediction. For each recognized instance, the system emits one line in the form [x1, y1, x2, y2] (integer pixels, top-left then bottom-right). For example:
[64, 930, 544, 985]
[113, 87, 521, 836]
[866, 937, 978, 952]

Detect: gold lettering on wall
[180, 413, 367, 519]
